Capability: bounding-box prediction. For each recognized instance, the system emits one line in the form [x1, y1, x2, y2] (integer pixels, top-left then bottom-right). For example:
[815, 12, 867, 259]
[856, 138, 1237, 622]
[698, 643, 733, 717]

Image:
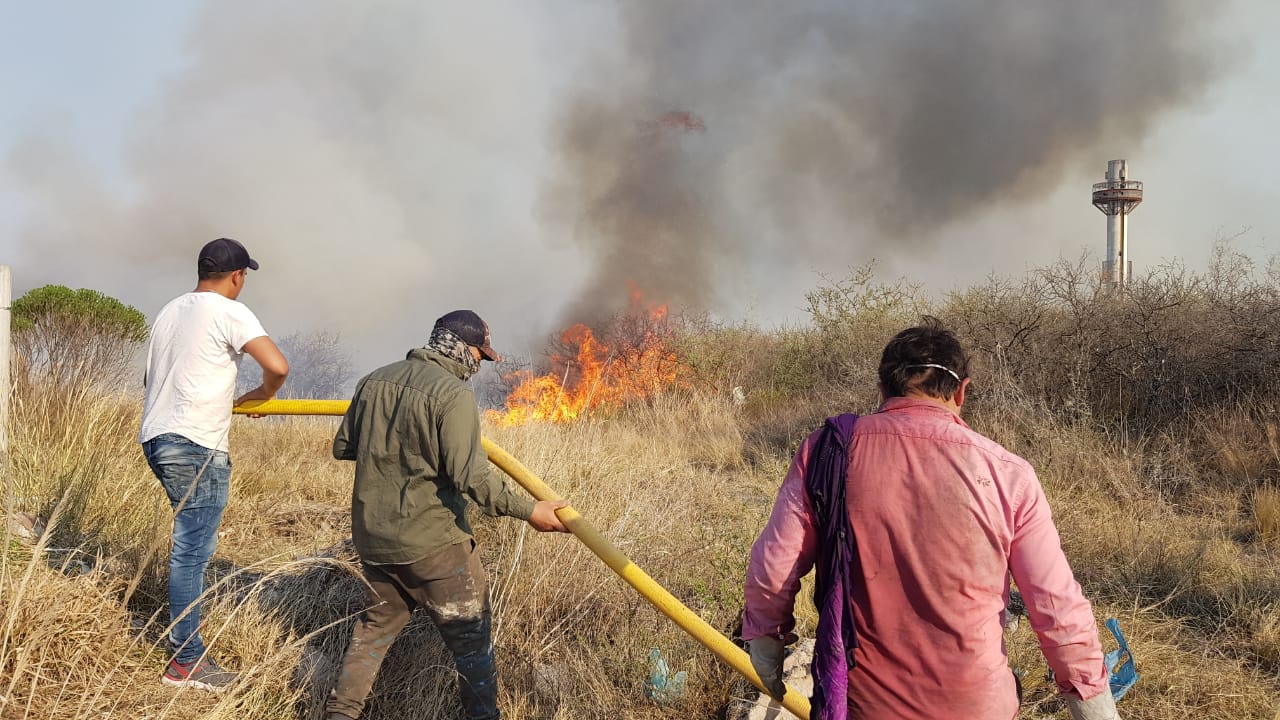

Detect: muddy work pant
[326, 541, 499, 720]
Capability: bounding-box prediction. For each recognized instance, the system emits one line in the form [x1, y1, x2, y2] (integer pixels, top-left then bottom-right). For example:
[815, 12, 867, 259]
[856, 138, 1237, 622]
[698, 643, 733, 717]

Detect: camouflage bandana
[428, 325, 481, 379]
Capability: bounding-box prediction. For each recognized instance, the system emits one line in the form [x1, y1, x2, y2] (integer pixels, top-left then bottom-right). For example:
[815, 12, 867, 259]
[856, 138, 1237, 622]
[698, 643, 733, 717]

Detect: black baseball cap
[435, 310, 501, 362]
[198, 238, 259, 273]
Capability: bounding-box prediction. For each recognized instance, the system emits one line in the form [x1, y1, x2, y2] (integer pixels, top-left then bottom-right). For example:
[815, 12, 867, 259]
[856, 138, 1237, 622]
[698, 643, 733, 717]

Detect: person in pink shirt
[742, 319, 1119, 720]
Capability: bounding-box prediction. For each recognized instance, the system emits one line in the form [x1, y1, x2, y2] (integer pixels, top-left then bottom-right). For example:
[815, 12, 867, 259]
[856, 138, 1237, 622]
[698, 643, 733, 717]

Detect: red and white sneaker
[161, 657, 238, 693]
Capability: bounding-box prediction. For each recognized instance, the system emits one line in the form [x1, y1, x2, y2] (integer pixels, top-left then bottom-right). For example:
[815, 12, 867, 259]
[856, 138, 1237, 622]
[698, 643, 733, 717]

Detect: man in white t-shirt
[139, 238, 289, 693]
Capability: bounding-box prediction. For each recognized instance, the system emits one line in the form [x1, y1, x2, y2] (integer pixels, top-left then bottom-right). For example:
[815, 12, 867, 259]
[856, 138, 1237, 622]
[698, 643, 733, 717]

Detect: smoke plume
[551, 0, 1223, 322]
[5, 2, 582, 362]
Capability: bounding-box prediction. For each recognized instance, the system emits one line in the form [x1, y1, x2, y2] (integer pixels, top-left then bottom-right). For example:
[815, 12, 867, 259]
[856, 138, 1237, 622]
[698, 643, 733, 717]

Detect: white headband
[905, 363, 961, 382]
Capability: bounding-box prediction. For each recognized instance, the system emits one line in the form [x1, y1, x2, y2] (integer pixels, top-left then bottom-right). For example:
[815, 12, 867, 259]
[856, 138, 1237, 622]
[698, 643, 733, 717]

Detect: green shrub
[11, 284, 148, 391]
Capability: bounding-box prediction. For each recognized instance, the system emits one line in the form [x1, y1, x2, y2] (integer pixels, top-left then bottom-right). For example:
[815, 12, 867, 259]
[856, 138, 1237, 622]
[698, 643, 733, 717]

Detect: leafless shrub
[239, 330, 356, 400]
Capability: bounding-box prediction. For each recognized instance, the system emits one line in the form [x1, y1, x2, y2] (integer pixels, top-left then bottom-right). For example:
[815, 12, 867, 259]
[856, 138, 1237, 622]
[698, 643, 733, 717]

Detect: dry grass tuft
[1193, 409, 1279, 488]
[1255, 486, 1280, 548]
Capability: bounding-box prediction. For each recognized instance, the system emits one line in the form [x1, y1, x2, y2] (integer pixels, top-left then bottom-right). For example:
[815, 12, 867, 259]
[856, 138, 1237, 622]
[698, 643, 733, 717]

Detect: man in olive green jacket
[326, 310, 568, 720]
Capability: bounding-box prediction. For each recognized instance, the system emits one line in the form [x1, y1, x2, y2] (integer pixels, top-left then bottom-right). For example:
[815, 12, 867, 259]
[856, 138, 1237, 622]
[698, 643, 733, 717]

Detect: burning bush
[487, 300, 689, 426]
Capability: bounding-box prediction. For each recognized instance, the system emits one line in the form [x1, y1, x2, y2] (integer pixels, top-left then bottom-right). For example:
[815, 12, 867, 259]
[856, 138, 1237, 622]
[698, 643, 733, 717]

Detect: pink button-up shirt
[743, 397, 1108, 719]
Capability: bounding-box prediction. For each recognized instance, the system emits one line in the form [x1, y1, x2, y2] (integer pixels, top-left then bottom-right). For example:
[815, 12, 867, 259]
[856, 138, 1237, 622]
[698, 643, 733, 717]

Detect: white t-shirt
[139, 292, 268, 452]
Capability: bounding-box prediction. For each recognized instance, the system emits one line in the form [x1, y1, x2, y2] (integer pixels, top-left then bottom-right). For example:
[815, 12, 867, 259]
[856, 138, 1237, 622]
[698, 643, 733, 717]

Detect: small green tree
[11, 285, 149, 390]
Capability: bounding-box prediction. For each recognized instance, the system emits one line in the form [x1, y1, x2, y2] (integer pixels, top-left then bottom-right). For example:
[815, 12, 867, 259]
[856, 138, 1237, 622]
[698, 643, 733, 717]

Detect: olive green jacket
[334, 348, 534, 564]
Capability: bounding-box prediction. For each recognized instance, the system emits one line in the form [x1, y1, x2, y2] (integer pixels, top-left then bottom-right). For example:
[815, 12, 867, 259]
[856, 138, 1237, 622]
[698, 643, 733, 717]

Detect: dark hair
[878, 316, 969, 400]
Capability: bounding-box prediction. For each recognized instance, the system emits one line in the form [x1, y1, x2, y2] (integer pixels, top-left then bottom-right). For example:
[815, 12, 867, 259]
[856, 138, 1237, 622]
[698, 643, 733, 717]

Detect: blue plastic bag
[644, 647, 688, 706]
[1103, 618, 1138, 701]
[1043, 618, 1138, 702]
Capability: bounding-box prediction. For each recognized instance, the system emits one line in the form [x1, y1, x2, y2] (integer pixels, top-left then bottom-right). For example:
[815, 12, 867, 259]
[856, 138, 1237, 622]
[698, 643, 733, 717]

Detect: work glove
[746, 635, 788, 701]
[1064, 690, 1121, 720]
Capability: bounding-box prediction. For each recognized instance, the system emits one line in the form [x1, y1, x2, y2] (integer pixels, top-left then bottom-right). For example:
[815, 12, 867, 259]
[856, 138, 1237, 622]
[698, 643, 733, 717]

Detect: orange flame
[485, 293, 684, 426]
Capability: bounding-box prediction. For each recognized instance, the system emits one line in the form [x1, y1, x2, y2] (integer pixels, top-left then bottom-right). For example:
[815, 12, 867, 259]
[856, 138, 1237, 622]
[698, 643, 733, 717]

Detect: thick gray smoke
[3, 1, 1226, 365]
[552, 0, 1223, 323]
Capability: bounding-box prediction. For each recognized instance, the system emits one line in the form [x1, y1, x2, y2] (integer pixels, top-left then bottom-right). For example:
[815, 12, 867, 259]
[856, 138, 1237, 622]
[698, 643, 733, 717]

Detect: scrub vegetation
[4, 246, 1280, 719]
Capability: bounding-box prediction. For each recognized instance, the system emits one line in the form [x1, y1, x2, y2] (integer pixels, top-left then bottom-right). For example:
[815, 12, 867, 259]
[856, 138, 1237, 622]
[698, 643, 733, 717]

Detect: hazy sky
[2, 1, 1278, 369]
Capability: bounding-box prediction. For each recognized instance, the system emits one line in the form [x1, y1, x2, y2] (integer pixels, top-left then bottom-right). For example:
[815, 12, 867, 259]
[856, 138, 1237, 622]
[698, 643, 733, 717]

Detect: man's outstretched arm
[236, 335, 289, 405]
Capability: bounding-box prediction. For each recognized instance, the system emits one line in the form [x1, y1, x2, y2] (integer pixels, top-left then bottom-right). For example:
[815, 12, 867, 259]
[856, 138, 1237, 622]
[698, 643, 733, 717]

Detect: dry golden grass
[2, 388, 767, 720]
[5, 378, 1280, 719]
[1256, 486, 1280, 548]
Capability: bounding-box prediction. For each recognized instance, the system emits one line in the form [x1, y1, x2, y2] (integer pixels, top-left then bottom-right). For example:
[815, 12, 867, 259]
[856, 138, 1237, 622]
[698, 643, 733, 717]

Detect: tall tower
[1092, 159, 1143, 292]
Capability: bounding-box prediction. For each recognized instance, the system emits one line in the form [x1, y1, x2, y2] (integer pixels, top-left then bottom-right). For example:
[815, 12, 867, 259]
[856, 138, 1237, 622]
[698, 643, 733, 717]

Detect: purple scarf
[805, 413, 859, 720]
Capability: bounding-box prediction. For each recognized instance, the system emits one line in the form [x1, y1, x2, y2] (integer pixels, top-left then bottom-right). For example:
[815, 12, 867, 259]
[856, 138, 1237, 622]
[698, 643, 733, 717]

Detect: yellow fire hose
[235, 398, 812, 718]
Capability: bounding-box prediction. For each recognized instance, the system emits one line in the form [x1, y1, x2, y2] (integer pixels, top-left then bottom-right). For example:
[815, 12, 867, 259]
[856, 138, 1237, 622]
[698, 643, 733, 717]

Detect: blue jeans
[142, 433, 231, 664]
